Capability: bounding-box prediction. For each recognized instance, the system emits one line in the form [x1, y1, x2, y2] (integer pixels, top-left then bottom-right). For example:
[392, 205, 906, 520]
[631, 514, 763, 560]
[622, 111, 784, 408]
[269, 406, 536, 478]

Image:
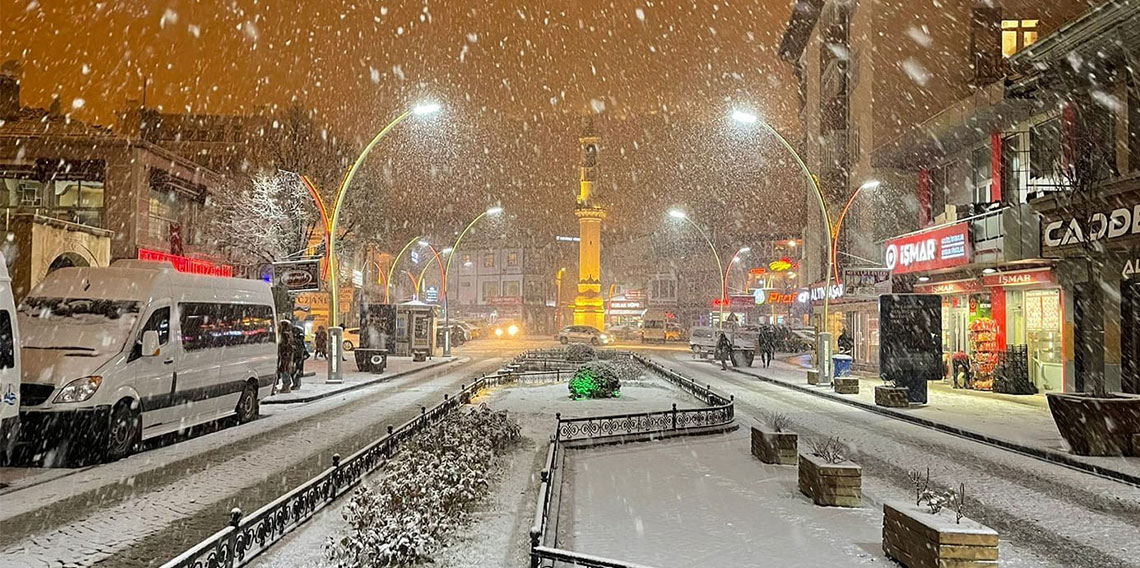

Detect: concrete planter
[750, 426, 798, 465]
[882, 501, 998, 568]
[797, 453, 861, 507]
[1047, 392, 1140, 456]
[833, 377, 859, 394]
[875, 386, 910, 408]
[807, 370, 820, 385]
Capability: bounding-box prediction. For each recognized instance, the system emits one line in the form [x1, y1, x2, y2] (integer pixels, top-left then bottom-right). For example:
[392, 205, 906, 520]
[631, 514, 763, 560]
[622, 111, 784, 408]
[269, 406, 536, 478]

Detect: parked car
[492, 320, 522, 338]
[558, 325, 612, 345]
[16, 260, 276, 462]
[341, 327, 360, 351]
[689, 326, 718, 357]
[606, 324, 639, 341]
[665, 322, 684, 341]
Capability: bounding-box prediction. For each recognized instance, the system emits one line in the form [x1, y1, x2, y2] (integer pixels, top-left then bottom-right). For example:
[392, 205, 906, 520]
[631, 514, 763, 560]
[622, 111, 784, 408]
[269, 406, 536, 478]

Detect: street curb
[263, 358, 459, 405]
[725, 365, 1140, 488]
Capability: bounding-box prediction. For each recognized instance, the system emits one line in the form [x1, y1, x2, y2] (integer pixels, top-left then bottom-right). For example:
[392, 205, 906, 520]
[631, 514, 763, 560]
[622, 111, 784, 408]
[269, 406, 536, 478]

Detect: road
[0, 338, 542, 568]
[639, 345, 1140, 568]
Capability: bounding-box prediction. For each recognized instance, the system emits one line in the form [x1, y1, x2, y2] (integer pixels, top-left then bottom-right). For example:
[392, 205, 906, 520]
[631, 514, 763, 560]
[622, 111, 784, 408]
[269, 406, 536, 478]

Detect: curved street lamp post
[668, 209, 726, 328]
[441, 206, 503, 357]
[732, 109, 836, 383]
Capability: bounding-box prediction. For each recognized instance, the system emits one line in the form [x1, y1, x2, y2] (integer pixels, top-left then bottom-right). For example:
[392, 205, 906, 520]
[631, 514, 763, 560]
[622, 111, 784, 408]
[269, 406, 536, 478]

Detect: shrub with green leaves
[569, 360, 621, 399]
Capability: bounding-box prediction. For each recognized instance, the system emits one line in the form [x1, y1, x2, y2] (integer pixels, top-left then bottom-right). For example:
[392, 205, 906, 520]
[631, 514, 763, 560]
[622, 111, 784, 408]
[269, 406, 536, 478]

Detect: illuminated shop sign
[1042, 204, 1140, 250]
[884, 222, 971, 274]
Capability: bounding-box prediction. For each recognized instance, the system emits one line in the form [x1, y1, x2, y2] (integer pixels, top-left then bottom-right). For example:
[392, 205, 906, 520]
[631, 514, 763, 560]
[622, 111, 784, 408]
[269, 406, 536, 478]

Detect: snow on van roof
[28, 261, 271, 304]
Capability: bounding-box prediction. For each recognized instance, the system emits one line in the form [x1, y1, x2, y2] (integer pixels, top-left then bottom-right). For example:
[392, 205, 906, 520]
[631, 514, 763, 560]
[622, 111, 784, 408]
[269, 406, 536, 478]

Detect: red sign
[982, 269, 1054, 287]
[914, 279, 982, 295]
[138, 248, 234, 277]
[885, 222, 971, 275]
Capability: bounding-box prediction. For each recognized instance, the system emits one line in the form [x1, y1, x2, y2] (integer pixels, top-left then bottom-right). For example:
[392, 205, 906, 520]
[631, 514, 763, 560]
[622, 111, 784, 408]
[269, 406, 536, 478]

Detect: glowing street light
[668, 209, 726, 327]
[413, 103, 442, 115]
[731, 107, 836, 383]
[832, 180, 881, 283]
[441, 205, 504, 356]
[723, 246, 751, 310]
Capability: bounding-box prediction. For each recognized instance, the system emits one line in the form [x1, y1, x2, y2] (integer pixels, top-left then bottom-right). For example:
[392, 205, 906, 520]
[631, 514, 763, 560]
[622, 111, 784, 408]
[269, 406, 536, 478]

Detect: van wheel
[560, 337, 568, 345]
[590, 337, 599, 346]
[106, 401, 140, 461]
[236, 381, 259, 423]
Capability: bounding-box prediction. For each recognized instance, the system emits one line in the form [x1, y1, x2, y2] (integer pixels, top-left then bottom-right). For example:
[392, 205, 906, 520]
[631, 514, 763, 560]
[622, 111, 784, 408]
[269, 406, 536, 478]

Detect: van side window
[180, 303, 275, 351]
[0, 310, 14, 369]
[130, 307, 170, 361]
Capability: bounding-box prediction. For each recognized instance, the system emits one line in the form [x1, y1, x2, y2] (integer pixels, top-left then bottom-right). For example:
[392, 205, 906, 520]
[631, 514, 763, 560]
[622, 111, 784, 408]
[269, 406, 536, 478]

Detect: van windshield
[644, 321, 664, 329]
[18, 297, 142, 353]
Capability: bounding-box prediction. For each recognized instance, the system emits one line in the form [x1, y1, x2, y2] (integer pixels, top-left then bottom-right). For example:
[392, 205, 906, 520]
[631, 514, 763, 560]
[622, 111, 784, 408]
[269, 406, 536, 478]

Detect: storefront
[915, 269, 1064, 392]
[810, 271, 887, 373]
[1034, 179, 1140, 394]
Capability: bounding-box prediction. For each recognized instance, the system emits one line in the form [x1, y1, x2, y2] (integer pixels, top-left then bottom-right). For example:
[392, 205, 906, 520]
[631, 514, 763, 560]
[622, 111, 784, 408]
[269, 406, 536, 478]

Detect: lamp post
[732, 109, 835, 383]
[316, 102, 440, 383]
[555, 267, 567, 330]
[831, 180, 881, 281]
[442, 206, 503, 356]
[415, 242, 447, 300]
[723, 246, 750, 313]
[385, 235, 423, 303]
[668, 209, 725, 328]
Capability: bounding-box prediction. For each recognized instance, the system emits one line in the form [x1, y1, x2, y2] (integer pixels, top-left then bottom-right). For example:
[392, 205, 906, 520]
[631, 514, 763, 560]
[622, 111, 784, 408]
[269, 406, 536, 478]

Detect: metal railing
[529, 352, 736, 568]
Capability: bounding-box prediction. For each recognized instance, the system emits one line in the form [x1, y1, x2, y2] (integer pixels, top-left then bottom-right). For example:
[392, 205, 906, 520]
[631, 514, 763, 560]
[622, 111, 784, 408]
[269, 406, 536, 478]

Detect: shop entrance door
[1122, 280, 1140, 394]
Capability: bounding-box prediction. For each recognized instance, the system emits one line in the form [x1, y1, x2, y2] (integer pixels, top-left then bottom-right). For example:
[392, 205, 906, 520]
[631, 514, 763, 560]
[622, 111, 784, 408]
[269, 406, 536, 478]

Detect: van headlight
[495, 328, 504, 337]
[507, 325, 519, 336]
[54, 376, 103, 404]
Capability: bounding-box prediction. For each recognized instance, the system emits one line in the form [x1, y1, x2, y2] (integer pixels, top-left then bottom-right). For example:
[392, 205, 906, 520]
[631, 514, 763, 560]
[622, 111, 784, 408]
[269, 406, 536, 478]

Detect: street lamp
[416, 243, 446, 300]
[385, 235, 423, 303]
[668, 209, 726, 328]
[723, 246, 750, 312]
[555, 267, 567, 330]
[832, 180, 881, 282]
[309, 102, 440, 383]
[732, 108, 836, 383]
[441, 205, 504, 356]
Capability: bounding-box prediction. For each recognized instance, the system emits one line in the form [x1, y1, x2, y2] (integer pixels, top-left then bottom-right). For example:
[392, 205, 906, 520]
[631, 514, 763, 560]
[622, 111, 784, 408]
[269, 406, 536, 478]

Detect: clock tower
[572, 118, 606, 331]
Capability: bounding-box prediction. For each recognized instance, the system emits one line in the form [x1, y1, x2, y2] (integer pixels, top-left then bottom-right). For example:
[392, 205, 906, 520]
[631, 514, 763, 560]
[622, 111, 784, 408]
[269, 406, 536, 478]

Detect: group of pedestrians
[276, 321, 312, 394]
[715, 326, 779, 370]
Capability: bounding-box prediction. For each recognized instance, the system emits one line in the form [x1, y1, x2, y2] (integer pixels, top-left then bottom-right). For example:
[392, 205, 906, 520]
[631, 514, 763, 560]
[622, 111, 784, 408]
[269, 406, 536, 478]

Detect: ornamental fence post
[672, 403, 678, 429]
[224, 507, 242, 568]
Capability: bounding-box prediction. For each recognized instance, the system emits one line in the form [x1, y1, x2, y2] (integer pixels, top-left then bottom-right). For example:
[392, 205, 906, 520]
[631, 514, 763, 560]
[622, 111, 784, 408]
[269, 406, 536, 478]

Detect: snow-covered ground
[651, 349, 1140, 568]
[254, 371, 703, 568]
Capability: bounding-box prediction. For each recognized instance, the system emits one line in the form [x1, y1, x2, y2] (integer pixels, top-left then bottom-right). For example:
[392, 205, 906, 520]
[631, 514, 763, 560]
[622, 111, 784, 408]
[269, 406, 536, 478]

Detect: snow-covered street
[644, 348, 1140, 568]
[0, 340, 540, 567]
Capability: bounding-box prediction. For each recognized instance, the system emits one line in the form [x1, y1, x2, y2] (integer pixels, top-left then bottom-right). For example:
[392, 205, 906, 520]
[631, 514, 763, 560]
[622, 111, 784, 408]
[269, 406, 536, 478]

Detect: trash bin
[833, 354, 853, 378]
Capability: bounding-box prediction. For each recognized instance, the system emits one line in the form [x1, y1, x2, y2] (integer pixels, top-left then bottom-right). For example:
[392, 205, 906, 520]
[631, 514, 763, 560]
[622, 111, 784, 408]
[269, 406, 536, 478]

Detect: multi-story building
[780, 0, 1099, 374]
[0, 61, 229, 299]
[874, 1, 1140, 396]
[446, 244, 565, 334]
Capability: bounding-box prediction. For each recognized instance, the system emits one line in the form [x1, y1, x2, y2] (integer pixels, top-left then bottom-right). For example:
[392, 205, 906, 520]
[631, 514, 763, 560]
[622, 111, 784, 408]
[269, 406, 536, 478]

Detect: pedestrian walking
[314, 326, 328, 360]
[291, 324, 308, 391]
[759, 327, 775, 368]
[716, 331, 732, 371]
[277, 321, 295, 394]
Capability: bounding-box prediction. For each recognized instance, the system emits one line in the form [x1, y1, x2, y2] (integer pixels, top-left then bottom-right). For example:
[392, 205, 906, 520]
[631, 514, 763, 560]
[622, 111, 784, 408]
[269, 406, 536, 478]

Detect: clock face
[584, 144, 597, 167]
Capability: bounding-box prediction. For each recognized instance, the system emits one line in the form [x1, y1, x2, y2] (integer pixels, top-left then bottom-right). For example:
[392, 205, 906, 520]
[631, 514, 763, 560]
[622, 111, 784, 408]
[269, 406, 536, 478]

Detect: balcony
[965, 203, 1040, 263]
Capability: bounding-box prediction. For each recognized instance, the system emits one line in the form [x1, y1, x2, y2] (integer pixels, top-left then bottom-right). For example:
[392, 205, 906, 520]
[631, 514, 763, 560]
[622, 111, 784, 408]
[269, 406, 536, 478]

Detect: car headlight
[54, 376, 103, 404]
[600, 334, 608, 340]
[495, 328, 504, 337]
[507, 325, 519, 336]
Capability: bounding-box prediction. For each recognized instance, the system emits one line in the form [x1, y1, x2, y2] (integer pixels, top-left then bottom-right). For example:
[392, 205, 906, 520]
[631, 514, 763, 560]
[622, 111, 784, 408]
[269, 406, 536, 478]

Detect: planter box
[798, 453, 861, 507]
[1047, 392, 1140, 456]
[882, 501, 998, 568]
[875, 386, 910, 408]
[807, 370, 820, 385]
[750, 426, 798, 465]
[833, 377, 859, 394]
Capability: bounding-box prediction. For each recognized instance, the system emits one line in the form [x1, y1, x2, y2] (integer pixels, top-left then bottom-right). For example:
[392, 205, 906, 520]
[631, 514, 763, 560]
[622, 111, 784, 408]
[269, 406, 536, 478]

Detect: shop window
[1, 177, 43, 207]
[1001, 19, 1039, 58]
[148, 189, 178, 242]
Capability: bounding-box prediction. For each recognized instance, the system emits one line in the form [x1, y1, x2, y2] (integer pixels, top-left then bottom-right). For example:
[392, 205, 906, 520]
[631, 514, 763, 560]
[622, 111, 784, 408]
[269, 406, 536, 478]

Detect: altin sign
[1043, 204, 1140, 249]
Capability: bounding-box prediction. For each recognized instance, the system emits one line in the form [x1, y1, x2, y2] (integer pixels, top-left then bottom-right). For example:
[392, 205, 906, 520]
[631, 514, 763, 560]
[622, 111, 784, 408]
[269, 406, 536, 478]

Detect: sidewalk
[720, 354, 1140, 485]
[263, 355, 458, 404]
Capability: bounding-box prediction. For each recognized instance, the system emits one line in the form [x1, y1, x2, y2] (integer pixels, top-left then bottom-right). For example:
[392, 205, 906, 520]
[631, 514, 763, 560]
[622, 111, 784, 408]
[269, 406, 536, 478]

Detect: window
[1, 178, 43, 207]
[462, 254, 472, 266]
[1001, 134, 1023, 204]
[0, 310, 13, 369]
[481, 281, 499, 300]
[179, 303, 274, 351]
[503, 280, 520, 298]
[1030, 118, 1061, 182]
[1002, 19, 1038, 58]
[482, 253, 494, 268]
[1131, 84, 1140, 173]
[506, 251, 519, 267]
[972, 145, 993, 203]
[148, 189, 178, 242]
[130, 307, 170, 360]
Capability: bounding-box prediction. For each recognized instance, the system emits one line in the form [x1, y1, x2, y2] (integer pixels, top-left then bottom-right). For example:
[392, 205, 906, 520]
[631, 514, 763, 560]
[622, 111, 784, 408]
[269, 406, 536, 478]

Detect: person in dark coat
[314, 326, 328, 360]
[759, 327, 775, 368]
[838, 326, 854, 355]
[277, 321, 295, 393]
[716, 331, 733, 371]
[291, 324, 309, 390]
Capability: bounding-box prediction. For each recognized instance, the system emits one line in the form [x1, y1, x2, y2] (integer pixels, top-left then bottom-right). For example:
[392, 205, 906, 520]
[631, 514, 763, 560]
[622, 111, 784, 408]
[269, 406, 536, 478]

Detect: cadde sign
[1042, 203, 1140, 251]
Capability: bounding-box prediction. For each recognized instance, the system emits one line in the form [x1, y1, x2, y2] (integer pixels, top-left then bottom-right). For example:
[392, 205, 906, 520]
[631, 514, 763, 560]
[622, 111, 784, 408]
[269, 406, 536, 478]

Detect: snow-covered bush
[329, 405, 521, 567]
[569, 360, 621, 399]
[610, 357, 644, 383]
[564, 342, 596, 362]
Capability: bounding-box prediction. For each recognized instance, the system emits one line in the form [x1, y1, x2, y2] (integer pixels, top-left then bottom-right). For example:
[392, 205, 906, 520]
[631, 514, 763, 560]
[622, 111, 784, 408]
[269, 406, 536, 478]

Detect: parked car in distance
[689, 326, 717, 357]
[341, 327, 359, 351]
[665, 322, 684, 341]
[558, 325, 612, 345]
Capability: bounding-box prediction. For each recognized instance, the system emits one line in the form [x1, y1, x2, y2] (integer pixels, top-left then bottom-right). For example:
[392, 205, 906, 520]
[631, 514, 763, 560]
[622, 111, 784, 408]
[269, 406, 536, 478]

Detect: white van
[640, 308, 669, 343]
[16, 260, 276, 461]
[0, 253, 20, 464]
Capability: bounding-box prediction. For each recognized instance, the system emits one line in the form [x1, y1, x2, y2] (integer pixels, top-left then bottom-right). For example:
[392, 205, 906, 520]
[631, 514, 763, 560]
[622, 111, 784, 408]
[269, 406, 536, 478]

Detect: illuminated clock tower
[572, 119, 606, 331]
